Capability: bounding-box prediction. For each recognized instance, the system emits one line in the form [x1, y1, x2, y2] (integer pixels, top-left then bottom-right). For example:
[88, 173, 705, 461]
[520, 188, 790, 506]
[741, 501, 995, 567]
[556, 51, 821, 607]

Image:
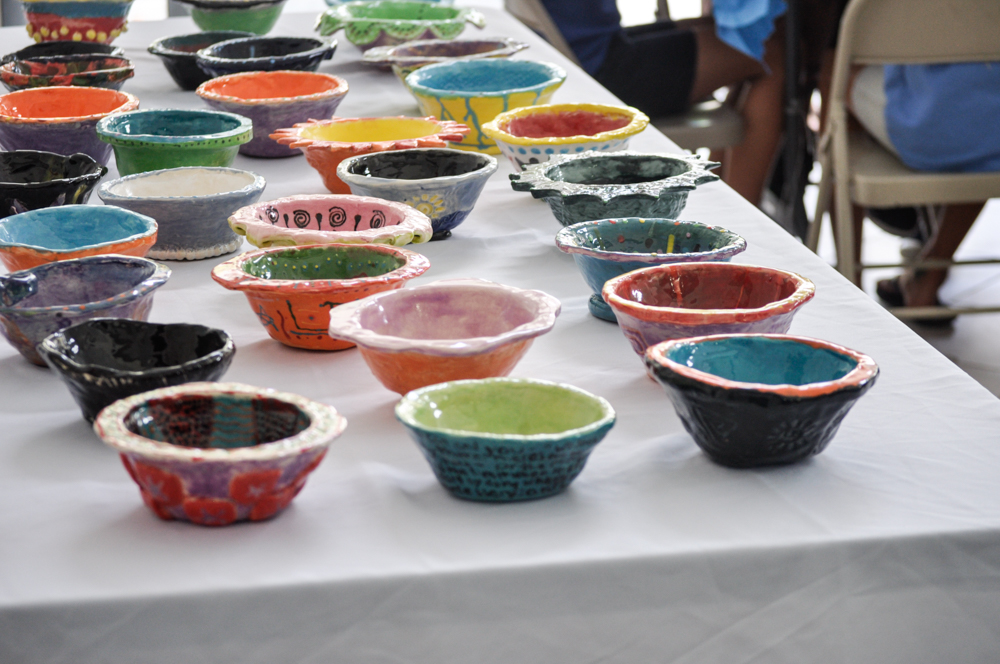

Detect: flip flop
[875, 276, 956, 327]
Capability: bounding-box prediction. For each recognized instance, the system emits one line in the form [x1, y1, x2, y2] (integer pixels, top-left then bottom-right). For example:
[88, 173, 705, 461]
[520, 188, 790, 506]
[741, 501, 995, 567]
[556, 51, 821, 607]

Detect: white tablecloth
[3, 9, 1000, 664]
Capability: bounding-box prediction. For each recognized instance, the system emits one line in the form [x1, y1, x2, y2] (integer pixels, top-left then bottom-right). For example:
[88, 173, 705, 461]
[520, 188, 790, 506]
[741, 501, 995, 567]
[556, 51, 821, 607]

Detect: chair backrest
[504, 0, 582, 66]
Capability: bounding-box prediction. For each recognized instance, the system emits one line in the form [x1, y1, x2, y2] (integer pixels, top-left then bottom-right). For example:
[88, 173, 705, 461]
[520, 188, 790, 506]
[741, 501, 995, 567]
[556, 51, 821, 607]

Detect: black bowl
[196, 36, 336, 77]
[0, 150, 107, 219]
[37, 318, 236, 423]
[2, 42, 123, 65]
[148, 31, 254, 90]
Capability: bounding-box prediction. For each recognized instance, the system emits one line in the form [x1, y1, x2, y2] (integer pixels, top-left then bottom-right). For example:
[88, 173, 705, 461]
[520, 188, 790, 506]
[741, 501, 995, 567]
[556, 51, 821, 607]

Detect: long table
[3, 9, 1000, 663]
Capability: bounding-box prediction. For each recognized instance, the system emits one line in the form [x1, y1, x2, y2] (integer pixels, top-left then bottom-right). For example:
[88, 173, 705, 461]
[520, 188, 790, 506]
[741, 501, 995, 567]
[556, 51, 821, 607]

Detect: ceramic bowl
[0, 150, 107, 219]
[37, 319, 235, 422]
[195, 36, 337, 78]
[406, 59, 566, 154]
[483, 103, 650, 171]
[197, 70, 349, 158]
[175, 0, 287, 34]
[362, 37, 529, 79]
[270, 115, 469, 194]
[396, 377, 615, 502]
[326, 278, 561, 394]
[148, 31, 253, 90]
[212, 243, 430, 350]
[0, 204, 157, 272]
[316, 1, 486, 52]
[96, 109, 253, 176]
[0, 255, 169, 365]
[510, 150, 721, 226]
[98, 167, 266, 260]
[93, 382, 347, 526]
[2, 42, 123, 65]
[645, 334, 879, 468]
[602, 262, 816, 356]
[555, 218, 747, 322]
[229, 193, 433, 248]
[0, 86, 139, 166]
[1, 54, 134, 92]
[21, 0, 134, 45]
[337, 148, 497, 240]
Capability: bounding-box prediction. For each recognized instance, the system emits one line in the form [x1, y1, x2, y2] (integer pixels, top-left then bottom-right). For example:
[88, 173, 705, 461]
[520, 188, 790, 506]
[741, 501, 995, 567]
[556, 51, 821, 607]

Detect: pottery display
[228, 193, 434, 247]
[395, 377, 616, 502]
[326, 278, 561, 394]
[0, 255, 169, 365]
[645, 334, 879, 468]
[270, 115, 469, 194]
[93, 382, 347, 526]
[362, 37, 529, 79]
[405, 59, 566, 154]
[555, 218, 747, 321]
[212, 243, 430, 350]
[95, 108, 253, 176]
[316, 1, 486, 52]
[148, 31, 254, 90]
[196, 70, 349, 158]
[98, 167, 265, 260]
[0, 204, 157, 271]
[482, 103, 650, 171]
[195, 36, 337, 78]
[337, 148, 497, 240]
[0, 150, 107, 219]
[509, 150, 721, 226]
[37, 319, 235, 422]
[21, 0, 135, 45]
[2, 41, 123, 64]
[174, 0, 287, 34]
[602, 262, 816, 356]
[0, 86, 139, 166]
[1, 54, 134, 92]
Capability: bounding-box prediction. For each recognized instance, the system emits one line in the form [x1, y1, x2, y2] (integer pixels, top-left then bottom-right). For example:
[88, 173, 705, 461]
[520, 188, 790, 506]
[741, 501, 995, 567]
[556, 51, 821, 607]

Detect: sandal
[875, 276, 956, 327]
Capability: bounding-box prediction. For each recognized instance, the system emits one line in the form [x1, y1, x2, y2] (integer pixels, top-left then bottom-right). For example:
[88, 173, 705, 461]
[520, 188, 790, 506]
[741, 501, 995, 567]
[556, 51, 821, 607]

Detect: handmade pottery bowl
[316, 1, 486, 52]
[602, 262, 816, 356]
[1, 55, 134, 92]
[229, 194, 433, 247]
[195, 36, 337, 78]
[175, 0, 287, 34]
[96, 109, 253, 176]
[21, 0, 134, 45]
[197, 70, 349, 158]
[406, 59, 566, 154]
[2, 41, 123, 64]
[396, 377, 615, 502]
[212, 243, 430, 350]
[337, 148, 497, 240]
[0, 150, 107, 219]
[93, 382, 347, 526]
[483, 103, 650, 171]
[555, 218, 747, 321]
[0, 255, 169, 365]
[510, 150, 721, 226]
[362, 37, 529, 79]
[270, 115, 469, 194]
[326, 278, 561, 394]
[38, 319, 235, 422]
[148, 31, 254, 90]
[0, 86, 138, 166]
[0, 205, 157, 271]
[645, 334, 879, 468]
[98, 167, 265, 260]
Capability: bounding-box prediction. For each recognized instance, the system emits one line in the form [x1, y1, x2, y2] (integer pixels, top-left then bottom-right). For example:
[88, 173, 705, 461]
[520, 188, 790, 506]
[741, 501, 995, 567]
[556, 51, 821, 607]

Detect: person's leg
[900, 202, 985, 306]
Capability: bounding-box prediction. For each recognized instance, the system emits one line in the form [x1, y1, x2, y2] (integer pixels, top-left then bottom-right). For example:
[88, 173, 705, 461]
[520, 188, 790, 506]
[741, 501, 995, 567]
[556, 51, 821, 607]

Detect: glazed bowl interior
[409, 59, 562, 94]
[99, 110, 246, 139]
[612, 264, 802, 310]
[559, 219, 743, 258]
[104, 168, 259, 198]
[343, 149, 491, 179]
[202, 37, 326, 60]
[0, 87, 132, 120]
[0, 151, 104, 185]
[546, 154, 691, 186]
[503, 110, 630, 139]
[0, 207, 153, 251]
[299, 117, 444, 143]
[240, 244, 406, 280]
[198, 70, 344, 100]
[3, 258, 159, 309]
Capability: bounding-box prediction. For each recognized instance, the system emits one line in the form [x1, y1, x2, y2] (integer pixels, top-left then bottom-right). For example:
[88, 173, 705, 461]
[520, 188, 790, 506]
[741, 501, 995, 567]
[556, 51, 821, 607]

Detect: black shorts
[594, 22, 697, 118]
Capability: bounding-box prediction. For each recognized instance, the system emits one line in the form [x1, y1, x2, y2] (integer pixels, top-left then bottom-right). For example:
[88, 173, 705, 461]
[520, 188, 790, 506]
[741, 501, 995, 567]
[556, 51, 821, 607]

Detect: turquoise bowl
[395, 377, 616, 502]
[555, 218, 746, 321]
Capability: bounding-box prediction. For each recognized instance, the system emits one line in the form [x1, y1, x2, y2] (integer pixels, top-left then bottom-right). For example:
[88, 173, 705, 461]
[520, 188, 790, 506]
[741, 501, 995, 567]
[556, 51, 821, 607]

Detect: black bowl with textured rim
[196, 36, 336, 77]
[2, 42, 123, 65]
[0, 150, 107, 219]
[148, 31, 254, 90]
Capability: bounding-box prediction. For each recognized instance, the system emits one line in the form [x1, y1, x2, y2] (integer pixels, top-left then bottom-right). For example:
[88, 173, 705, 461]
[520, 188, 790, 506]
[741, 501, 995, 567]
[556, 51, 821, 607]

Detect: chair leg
[807, 154, 831, 252]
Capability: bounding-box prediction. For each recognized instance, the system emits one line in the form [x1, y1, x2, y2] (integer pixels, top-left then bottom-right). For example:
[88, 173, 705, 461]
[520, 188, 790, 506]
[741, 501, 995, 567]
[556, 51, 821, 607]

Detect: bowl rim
[395, 376, 616, 442]
[269, 115, 469, 150]
[196, 36, 336, 66]
[93, 381, 348, 463]
[324, 1, 479, 25]
[0, 205, 158, 254]
[0, 87, 139, 125]
[98, 166, 266, 204]
[195, 70, 349, 107]
[336, 147, 498, 186]
[482, 102, 649, 146]
[1, 54, 134, 79]
[555, 218, 746, 264]
[326, 277, 562, 355]
[405, 58, 567, 98]
[95, 108, 253, 146]
[362, 37, 529, 67]
[0, 150, 107, 189]
[645, 333, 879, 398]
[211, 241, 431, 293]
[147, 31, 256, 57]
[602, 262, 816, 324]
[3, 42, 124, 65]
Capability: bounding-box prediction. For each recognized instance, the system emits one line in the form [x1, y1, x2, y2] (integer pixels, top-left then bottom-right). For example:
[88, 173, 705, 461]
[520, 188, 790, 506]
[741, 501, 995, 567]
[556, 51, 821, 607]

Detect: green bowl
[183, 0, 287, 35]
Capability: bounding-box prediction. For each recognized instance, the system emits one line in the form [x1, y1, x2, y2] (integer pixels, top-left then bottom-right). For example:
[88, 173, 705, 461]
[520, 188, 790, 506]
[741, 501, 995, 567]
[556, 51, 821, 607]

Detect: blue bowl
[645, 334, 879, 468]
